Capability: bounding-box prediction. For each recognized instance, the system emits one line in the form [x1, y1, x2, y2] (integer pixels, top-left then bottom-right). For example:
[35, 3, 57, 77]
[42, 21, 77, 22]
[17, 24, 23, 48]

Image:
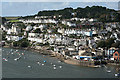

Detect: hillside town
[1, 16, 120, 64]
[1, 6, 120, 66]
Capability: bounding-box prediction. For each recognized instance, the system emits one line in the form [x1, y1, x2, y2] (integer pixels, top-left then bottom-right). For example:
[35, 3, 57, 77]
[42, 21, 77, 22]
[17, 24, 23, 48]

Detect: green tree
[111, 41, 120, 48]
[34, 28, 41, 33]
[105, 38, 115, 48]
[20, 41, 29, 47]
[13, 41, 19, 47]
[97, 40, 106, 48]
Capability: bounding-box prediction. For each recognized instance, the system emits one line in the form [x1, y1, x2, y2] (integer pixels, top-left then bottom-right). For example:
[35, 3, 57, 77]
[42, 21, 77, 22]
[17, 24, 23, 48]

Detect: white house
[66, 22, 76, 27]
[6, 35, 23, 41]
[88, 18, 97, 22]
[26, 25, 32, 31]
[57, 28, 65, 34]
[7, 24, 22, 35]
[0, 25, 6, 31]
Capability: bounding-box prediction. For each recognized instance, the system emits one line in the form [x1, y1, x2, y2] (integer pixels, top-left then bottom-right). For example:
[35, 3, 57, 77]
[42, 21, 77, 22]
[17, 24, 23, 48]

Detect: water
[2, 48, 118, 78]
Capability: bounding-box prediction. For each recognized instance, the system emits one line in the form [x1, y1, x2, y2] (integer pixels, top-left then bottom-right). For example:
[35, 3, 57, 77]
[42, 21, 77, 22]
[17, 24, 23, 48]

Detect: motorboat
[28, 66, 31, 68]
[58, 61, 61, 63]
[53, 67, 56, 70]
[42, 64, 44, 66]
[59, 66, 62, 68]
[14, 58, 18, 61]
[107, 70, 111, 73]
[53, 65, 56, 67]
[115, 73, 120, 77]
[3, 58, 8, 61]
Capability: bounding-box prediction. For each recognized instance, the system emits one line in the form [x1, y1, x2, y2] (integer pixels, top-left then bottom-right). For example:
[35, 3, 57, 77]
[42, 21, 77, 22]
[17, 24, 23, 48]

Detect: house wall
[113, 51, 120, 60]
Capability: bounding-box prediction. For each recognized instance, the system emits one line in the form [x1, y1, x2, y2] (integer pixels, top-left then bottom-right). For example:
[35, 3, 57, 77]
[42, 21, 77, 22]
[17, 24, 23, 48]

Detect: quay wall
[51, 51, 95, 67]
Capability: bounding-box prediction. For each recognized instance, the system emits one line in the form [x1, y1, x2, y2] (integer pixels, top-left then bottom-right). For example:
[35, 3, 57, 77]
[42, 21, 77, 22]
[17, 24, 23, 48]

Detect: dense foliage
[13, 38, 30, 47]
[36, 6, 119, 22]
[97, 38, 120, 48]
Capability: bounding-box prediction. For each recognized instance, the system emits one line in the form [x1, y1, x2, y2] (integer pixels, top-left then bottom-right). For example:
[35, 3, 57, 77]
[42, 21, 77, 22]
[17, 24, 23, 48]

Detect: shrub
[20, 41, 29, 47]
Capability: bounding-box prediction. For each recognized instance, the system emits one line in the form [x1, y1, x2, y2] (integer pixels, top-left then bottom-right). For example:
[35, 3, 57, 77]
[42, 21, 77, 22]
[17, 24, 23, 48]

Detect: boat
[14, 56, 21, 61]
[93, 65, 101, 68]
[53, 65, 56, 67]
[107, 70, 111, 73]
[3, 58, 8, 62]
[42, 64, 44, 66]
[53, 67, 56, 70]
[37, 62, 40, 64]
[59, 66, 62, 68]
[58, 61, 61, 63]
[115, 73, 120, 77]
[28, 66, 31, 68]
[14, 58, 18, 61]
[44, 61, 46, 63]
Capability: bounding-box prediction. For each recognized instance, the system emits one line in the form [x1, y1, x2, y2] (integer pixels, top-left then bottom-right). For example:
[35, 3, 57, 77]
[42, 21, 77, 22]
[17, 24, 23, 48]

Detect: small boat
[14, 58, 18, 61]
[53, 67, 56, 70]
[22, 53, 24, 55]
[58, 60, 61, 62]
[115, 73, 120, 77]
[59, 66, 62, 68]
[94, 65, 101, 68]
[44, 61, 46, 63]
[14, 56, 21, 61]
[107, 70, 111, 73]
[5, 59, 8, 62]
[37, 62, 40, 64]
[42, 64, 44, 66]
[28, 66, 31, 68]
[53, 65, 56, 67]
[3, 58, 8, 62]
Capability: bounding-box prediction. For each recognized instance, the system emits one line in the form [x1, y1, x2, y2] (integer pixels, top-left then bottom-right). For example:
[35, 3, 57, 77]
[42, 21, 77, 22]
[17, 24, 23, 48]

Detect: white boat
[59, 66, 62, 68]
[42, 64, 44, 66]
[94, 65, 101, 68]
[53, 65, 56, 67]
[107, 70, 111, 73]
[28, 66, 31, 68]
[37, 62, 40, 64]
[115, 73, 120, 77]
[53, 67, 56, 70]
[58, 61, 61, 62]
[14, 57, 21, 61]
[14, 58, 18, 61]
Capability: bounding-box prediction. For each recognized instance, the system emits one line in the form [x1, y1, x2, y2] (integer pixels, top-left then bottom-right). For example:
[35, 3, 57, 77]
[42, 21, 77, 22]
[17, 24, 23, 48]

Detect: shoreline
[3, 45, 120, 67]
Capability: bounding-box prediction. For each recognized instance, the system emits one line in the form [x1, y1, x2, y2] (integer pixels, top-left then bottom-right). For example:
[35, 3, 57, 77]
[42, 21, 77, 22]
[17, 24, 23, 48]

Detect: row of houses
[57, 28, 97, 36]
[19, 19, 58, 24]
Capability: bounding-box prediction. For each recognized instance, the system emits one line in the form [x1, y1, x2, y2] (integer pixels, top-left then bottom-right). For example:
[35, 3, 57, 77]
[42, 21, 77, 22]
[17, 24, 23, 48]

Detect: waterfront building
[6, 35, 23, 41]
[113, 50, 120, 60]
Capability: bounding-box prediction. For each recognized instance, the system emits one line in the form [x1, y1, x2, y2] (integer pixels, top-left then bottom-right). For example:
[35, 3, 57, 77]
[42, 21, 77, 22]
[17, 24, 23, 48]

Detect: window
[115, 53, 118, 56]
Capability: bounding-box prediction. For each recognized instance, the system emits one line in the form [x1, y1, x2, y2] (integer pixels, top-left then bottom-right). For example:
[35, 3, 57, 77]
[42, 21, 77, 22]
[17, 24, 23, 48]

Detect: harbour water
[2, 48, 119, 78]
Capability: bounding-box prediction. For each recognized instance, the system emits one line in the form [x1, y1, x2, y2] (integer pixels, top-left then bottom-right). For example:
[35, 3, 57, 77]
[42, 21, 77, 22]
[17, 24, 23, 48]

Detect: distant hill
[23, 6, 120, 22]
